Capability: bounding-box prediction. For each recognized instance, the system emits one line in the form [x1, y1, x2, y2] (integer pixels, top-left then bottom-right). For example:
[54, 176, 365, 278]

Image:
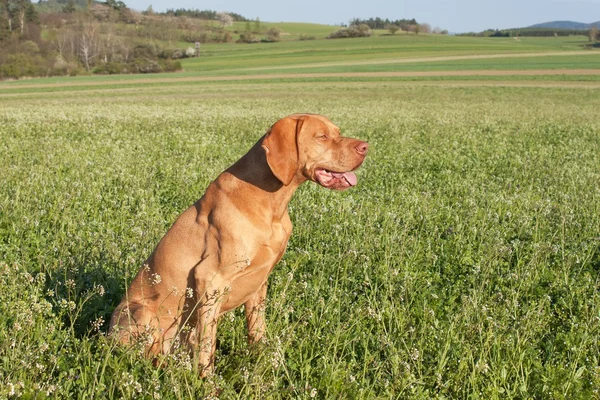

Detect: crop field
[1, 35, 600, 398]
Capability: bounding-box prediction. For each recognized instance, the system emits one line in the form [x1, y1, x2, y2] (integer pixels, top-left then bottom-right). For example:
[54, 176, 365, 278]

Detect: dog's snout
[355, 141, 369, 155]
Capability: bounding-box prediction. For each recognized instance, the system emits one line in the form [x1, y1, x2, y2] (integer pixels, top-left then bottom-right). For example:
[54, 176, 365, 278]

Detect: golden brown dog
[109, 113, 368, 375]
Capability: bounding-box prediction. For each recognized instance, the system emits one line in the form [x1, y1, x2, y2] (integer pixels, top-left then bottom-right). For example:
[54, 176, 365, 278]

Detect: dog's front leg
[194, 285, 223, 377]
[245, 281, 268, 344]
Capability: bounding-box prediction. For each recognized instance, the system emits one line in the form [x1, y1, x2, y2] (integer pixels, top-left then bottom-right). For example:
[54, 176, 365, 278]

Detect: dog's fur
[109, 113, 368, 375]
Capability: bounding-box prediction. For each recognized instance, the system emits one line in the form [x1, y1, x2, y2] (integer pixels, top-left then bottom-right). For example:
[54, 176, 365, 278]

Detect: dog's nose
[355, 141, 369, 155]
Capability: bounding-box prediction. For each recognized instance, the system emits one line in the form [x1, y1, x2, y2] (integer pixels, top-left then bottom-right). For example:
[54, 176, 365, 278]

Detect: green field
[182, 34, 593, 72]
[1, 34, 600, 398]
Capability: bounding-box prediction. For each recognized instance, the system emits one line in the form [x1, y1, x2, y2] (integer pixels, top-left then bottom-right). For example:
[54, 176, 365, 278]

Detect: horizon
[120, 0, 600, 33]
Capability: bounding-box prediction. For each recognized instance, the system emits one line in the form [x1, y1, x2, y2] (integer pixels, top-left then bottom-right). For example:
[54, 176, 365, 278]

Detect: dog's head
[262, 114, 368, 190]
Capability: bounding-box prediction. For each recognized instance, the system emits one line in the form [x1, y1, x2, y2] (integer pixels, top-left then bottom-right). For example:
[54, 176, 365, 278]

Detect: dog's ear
[261, 116, 304, 186]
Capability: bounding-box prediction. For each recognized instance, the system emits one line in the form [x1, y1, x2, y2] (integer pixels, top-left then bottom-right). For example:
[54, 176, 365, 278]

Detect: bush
[128, 58, 181, 73]
[237, 31, 260, 43]
[130, 58, 161, 73]
[298, 34, 316, 40]
[92, 62, 127, 75]
[221, 31, 232, 43]
[0, 53, 47, 79]
[265, 27, 281, 42]
[159, 59, 181, 72]
[181, 31, 209, 43]
[327, 24, 372, 39]
[132, 43, 160, 59]
[158, 48, 184, 59]
[50, 54, 80, 76]
[19, 40, 41, 55]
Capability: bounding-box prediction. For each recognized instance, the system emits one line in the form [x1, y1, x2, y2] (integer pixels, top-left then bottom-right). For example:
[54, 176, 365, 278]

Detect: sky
[125, 0, 600, 33]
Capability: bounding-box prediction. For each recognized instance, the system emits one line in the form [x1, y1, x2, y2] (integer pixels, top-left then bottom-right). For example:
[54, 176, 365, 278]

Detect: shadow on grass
[47, 252, 127, 339]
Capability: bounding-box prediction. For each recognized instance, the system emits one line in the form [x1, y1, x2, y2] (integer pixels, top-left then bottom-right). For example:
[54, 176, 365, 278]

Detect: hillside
[528, 20, 600, 30]
[0, 1, 434, 80]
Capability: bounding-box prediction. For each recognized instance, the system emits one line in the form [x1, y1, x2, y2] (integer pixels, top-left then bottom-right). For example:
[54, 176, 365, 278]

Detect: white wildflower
[186, 288, 194, 298]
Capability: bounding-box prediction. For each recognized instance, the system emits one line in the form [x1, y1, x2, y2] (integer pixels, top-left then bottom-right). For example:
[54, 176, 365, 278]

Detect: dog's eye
[316, 134, 329, 140]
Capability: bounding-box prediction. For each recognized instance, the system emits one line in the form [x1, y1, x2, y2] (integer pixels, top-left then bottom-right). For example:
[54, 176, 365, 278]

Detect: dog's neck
[223, 139, 305, 219]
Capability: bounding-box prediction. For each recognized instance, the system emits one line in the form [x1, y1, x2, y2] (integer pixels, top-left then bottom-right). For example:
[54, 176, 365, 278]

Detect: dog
[109, 113, 368, 376]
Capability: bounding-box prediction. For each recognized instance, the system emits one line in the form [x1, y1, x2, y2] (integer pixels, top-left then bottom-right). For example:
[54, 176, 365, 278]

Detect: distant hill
[528, 21, 600, 30]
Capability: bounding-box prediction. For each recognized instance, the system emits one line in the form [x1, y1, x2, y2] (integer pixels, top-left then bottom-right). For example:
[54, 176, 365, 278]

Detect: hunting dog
[110, 113, 368, 375]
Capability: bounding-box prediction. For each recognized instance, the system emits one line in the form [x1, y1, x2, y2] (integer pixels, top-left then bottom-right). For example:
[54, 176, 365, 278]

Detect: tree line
[158, 8, 247, 22]
[349, 17, 418, 30]
[459, 27, 598, 38]
[346, 17, 447, 36]
[0, 0, 40, 39]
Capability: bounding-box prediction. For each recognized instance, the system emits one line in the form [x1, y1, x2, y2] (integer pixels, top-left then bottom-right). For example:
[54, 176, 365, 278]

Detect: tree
[216, 12, 232, 28]
[51, 27, 76, 60]
[386, 24, 400, 35]
[62, 0, 76, 13]
[16, 0, 28, 35]
[265, 27, 280, 42]
[253, 16, 260, 32]
[105, 0, 126, 11]
[79, 19, 100, 70]
[589, 26, 598, 42]
[0, 0, 11, 39]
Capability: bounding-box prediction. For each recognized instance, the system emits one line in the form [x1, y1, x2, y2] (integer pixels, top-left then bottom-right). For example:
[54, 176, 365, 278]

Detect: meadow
[1, 34, 600, 398]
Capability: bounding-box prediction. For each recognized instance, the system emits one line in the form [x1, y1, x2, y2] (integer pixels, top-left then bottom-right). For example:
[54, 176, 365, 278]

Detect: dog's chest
[219, 221, 290, 312]
[245, 220, 290, 275]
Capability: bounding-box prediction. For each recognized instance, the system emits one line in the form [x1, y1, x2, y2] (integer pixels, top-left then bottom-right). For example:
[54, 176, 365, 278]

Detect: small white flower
[150, 273, 161, 285]
[91, 316, 105, 332]
[94, 284, 105, 296]
[46, 385, 56, 396]
[410, 348, 420, 361]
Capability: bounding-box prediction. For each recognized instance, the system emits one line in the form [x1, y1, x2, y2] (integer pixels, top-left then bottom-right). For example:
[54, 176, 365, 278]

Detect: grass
[1, 35, 600, 398]
[0, 35, 596, 88]
[223, 53, 600, 75]
[181, 34, 592, 72]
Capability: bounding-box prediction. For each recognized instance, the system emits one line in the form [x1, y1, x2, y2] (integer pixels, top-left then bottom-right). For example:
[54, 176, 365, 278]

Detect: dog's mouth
[314, 168, 358, 190]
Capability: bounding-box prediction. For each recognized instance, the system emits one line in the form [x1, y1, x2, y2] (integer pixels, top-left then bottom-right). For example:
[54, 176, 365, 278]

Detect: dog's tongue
[331, 171, 357, 186]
